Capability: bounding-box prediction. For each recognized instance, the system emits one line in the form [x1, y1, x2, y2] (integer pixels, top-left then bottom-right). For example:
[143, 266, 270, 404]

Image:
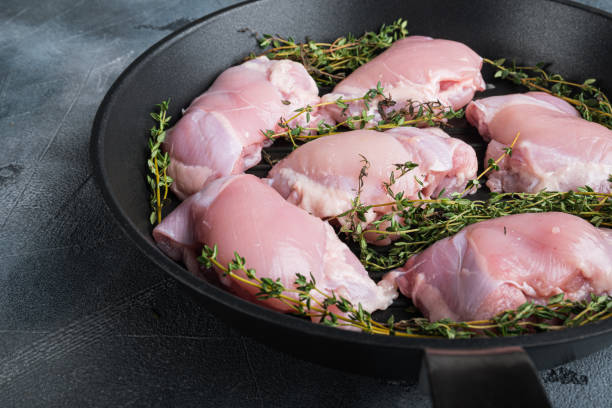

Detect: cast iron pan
[91, 0, 612, 406]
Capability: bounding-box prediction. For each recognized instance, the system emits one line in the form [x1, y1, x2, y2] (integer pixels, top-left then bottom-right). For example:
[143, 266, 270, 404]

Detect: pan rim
[90, 0, 612, 353]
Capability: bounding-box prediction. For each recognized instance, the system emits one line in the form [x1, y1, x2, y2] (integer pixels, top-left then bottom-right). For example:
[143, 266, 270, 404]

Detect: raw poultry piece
[267, 127, 477, 244]
[153, 174, 397, 315]
[390, 212, 612, 321]
[321, 36, 485, 125]
[466, 92, 612, 193]
[163, 56, 333, 199]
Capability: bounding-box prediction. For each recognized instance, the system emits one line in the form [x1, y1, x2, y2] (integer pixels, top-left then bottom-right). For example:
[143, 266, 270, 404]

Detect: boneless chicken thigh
[321, 36, 485, 125]
[163, 57, 332, 199]
[267, 128, 477, 243]
[153, 174, 397, 315]
[391, 212, 612, 321]
[466, 92, 612, 193]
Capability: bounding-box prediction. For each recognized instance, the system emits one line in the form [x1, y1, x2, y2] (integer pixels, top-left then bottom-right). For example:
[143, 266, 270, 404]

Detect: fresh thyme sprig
[461, 131, 520, 195]
[197, 245, 386, 333]
[261, 89, 385, 149]
[383, 161, 419, 197]
[197, 245, 612, 338]
[372, 98, 464, 130]
[341, 188, 611, 271]
[395, 293, 612, 338]
[253, 19, 408, 86]
[147, 100, 173, 225]
[262, 83, 463, 146]
[484, 58, 612, 129]
[333, 133, 517, 249]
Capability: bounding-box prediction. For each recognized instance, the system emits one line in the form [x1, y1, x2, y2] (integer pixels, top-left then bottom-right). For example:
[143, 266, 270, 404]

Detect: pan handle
[420, 346, 551, 408]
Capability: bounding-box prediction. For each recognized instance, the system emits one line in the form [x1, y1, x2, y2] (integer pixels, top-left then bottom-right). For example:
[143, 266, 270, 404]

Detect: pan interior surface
[91, 0, 612, 377]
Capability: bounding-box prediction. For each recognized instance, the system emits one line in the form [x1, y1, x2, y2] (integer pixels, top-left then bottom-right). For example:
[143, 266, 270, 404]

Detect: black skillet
[90, 0, 612, 406]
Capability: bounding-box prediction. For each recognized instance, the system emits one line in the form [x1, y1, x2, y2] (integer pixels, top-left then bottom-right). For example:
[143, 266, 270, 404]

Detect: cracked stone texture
[0, 1, 611, 407]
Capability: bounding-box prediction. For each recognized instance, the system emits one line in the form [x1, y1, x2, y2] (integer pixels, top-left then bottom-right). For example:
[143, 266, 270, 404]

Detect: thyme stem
[460, 131, 520, 196]
[154, 157, 162, 224]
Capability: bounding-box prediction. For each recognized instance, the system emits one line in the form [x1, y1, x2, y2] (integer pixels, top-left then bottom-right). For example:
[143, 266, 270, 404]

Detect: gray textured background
[1, 0, 611, 407]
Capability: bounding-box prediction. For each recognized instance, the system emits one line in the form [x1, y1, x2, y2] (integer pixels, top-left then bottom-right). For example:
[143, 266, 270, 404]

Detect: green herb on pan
[197, 245, 612, 338]
[253, 19, 408, 86]
[147, 100, 173, 225]
[484, 58, 612, 129]
[262, 83, 463, 146]
[340, 188, 611, 271]
[460, 131, 519, 196]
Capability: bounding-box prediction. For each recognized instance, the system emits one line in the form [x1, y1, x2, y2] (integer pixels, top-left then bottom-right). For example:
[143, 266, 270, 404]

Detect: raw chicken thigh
[321, 36, 485, 125]
[153, 174, 397, 315]
[267, 127, 477, 243]
[466, 92, 612, 193]
[391, 212, 612, 321]
[163, 57, 332, 199]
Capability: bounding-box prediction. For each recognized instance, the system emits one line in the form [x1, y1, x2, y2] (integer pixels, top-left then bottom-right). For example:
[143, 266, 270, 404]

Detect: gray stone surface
[0, 1, 610, 407]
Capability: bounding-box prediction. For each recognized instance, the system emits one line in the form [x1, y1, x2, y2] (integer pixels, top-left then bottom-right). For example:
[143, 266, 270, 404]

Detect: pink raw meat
[164, 57, 333, 199]
[153, 174, 397, 316]
[466, 92, 612, 193]
[267, 127, 477, 244]
[391, 212, 612, 321]
[321, 36, 485, 125]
